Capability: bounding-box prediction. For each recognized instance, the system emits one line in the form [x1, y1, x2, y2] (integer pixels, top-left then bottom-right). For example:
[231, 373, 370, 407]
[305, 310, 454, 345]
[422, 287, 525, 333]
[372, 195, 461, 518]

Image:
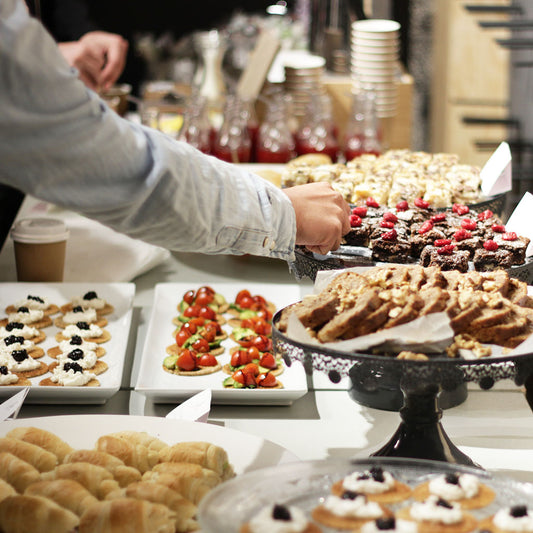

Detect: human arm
[0, 0, 347, 261]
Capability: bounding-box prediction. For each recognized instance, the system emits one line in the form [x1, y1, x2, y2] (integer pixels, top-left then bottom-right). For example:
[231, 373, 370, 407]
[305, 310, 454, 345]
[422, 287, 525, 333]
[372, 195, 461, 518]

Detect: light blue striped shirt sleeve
[0, 0, 296, 260]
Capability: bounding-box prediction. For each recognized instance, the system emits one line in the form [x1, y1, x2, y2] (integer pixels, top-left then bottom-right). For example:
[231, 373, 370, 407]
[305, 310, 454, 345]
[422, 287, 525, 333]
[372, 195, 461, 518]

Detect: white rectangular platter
[0, 282, 135, 403]
[134, 282, 307, 405]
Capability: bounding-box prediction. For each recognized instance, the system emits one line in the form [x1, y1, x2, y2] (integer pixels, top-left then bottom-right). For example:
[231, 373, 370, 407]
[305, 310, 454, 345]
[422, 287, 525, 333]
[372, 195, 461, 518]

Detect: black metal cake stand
[272, 310, 533, 468]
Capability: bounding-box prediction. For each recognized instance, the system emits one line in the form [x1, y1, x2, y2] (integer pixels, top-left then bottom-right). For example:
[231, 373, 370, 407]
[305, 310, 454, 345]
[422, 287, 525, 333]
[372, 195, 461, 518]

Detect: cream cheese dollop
[409, 496, 463, 525]
[71, 293, 106, 310]
[342, 468, 396, 494]
[493, 506, 533, 532]
[62, 324, 103, 339]
[428, 473, 479, 501]
[0, 323, 40, 339]
[14, 295, 49, 310]
[361, 518, 418, 533]
[50, 362, 96, 386]
[62, 307, 97, 324]
[0, 366, 19, 385]
[7, 308, 44, 324]
[248, 504, 309, 533]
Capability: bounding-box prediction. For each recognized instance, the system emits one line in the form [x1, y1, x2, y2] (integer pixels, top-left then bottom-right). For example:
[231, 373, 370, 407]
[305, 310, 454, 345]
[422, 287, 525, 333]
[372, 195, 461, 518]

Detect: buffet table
[1, 196, 533, 485]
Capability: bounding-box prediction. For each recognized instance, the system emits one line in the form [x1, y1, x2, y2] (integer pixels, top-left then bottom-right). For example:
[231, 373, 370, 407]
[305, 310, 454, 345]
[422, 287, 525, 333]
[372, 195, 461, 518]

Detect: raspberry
[396, 200, 409, 211]
[483, 240, 499, 251]
[414, 197, 430, 209]
[453, 229, 472, 241]
[365, 197, 380, 208]
[431, 213, 446, 223]
[383, 212, 398, 223]
[349, 214, 362, 227]
[352, 206, 367, 217]
[452, 203, 470, 215]
[434, 239, 452, 247]
[478, 209, 494, 221]
[461, 218, 477, 231]
[503, 232, 517, 241]
[491, 224, 505, 233]
[418, 220, 434, 234]
[380, 220, 395, 229]
[437, 244, 455, 255]
[381, 229, 397, 241]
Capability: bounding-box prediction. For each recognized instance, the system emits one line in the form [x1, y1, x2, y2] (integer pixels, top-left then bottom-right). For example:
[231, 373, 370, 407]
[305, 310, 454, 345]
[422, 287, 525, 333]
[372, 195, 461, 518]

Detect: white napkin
[63, 214, 170, 282]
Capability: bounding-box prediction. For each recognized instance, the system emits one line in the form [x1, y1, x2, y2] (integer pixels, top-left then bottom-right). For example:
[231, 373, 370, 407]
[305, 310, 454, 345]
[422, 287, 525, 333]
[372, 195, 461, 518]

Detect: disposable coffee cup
[11, 218, 69, 282]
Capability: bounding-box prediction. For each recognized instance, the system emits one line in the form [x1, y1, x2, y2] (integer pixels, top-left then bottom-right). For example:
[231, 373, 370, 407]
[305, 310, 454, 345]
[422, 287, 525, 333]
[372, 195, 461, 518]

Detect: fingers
[284, 182, 350, 255]
[99, 37, 128, 89]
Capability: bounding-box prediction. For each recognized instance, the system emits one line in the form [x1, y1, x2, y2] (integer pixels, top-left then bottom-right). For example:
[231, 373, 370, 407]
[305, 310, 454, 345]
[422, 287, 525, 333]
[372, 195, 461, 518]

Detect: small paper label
[505, 192, 533, 257]
[480, 141, 512, 197]
[0, 387, 29, 421]
[166, 389, 211, 423]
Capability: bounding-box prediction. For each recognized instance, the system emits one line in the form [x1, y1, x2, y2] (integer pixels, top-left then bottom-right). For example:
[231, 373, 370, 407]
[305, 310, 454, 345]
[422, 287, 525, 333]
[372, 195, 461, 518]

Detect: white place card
[0, 388, 29, 421]
[480, 141, 512, 197]
[166, 389, 212, 423]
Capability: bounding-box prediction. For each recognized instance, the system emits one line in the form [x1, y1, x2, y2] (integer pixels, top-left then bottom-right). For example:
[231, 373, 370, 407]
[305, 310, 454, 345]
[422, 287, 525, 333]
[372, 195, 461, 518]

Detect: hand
[58, 31, 128, 91]
[283, 182, 351, 255]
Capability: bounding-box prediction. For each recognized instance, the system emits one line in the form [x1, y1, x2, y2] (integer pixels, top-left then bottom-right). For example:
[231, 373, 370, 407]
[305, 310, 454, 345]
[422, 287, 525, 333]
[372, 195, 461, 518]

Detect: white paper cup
[11, 218, 69, 282]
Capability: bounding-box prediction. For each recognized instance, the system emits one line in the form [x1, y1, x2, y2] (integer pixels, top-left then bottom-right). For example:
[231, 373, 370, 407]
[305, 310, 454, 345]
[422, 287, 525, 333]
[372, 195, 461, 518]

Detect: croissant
[0, 452, 41, 493]
[105, 431, 168, 452]
[105, 481, 198, 533]
[6, 426, 73, 462]
[40, 461, 119, 499]
[96, 435, 159, 473]
[79, 497, 176, 533]
[151, 461, 221, 488]
[0, 479, 16, 503]
[158, 441, 235, 480]
[0, 437, 57, 473]
[141, 471, 211, 504]
[25, 479, 98, 516]
[0, 494, 79, 533]
[63, 449, 142, 487]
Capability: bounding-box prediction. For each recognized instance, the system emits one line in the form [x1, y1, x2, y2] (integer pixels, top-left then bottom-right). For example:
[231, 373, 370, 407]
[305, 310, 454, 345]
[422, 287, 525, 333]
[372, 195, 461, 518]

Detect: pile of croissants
[0, 426, 235, 532]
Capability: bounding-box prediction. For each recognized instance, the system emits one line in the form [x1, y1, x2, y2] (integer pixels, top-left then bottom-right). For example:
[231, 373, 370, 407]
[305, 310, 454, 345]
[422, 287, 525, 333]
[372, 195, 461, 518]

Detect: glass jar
[177, 93, 212, 154]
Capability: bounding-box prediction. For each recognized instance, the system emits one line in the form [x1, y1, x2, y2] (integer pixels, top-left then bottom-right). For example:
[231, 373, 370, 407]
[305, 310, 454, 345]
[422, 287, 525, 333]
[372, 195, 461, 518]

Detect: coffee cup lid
[10, 218, 69, 244]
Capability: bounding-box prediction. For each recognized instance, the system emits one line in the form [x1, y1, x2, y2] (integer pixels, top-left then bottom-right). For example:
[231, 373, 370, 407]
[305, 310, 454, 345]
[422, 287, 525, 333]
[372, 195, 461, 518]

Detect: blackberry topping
[76, 322, 90, 330]
[12, 349, 29, 362]
[357, 473, 371, 481]
[272, 504, 291, 521]
[376, 517, 396, 530]
[0, 366, 8, 375]
[70, 336, 83, 345]
[436, 498, 453, 509]
[67, 349, 84, 361]
[16, 306, 29, 313]
[4, 335, 24, 346]
[342, 490, 363, 501]
[6, 322, 23, 331]
[84, 291, 98, 300]
[370, 466, 385, 483]
[73, 305, 84, 313]
[445, 473, 460, 485]
[510, 505, 528, 518]
[28, 295, 44, 303]
[64, 362, 83, 373]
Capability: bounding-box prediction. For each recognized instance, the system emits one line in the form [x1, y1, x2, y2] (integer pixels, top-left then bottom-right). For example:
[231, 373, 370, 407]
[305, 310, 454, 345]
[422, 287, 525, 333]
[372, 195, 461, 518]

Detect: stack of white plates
[281, 51, 327, 123]
[351, 19, 401, 118]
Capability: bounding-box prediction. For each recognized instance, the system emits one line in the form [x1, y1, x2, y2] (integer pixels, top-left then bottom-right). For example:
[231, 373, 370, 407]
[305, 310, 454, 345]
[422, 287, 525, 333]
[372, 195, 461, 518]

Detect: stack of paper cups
[351, 19, 401, 118]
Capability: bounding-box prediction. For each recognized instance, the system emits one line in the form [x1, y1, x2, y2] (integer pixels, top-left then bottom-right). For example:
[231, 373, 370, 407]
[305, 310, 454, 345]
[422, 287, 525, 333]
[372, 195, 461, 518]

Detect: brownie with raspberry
[343, 225, 371, 247]
[420, 246, 470, 272]
[473, 248, 514, 271]
[410, 223, 447, 256]
[370, 229, 412, 263]
[492, 233, 530, 264]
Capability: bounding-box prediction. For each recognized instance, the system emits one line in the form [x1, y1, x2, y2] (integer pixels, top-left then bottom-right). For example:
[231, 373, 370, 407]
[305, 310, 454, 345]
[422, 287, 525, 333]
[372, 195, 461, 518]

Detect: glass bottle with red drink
[176, 93, 212, 154]
[256, 92, 296, 164]
[342, 90, 366, 162]
[212, 95, 252, 163]
[295, 91, 340, 162]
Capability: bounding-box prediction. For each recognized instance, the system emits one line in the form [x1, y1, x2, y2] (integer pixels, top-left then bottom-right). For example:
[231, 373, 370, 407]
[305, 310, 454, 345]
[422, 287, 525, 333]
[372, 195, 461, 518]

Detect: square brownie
[492, 234, 530, 265]
[419, 246, 470, 272]
[371, 233, 412, 263]
[473, 248, 514, 271]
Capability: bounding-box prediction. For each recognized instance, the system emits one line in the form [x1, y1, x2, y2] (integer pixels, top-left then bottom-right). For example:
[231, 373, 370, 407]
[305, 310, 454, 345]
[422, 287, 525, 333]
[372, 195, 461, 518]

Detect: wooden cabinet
[431, 0, 511, 164]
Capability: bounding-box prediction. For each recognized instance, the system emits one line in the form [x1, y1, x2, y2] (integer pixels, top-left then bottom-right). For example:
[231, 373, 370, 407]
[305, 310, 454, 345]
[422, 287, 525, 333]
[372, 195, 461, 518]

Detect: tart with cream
[0, 349, 48, 378]
[0, 322, 46, 344]
[241, 503, 322, 533]
[47, 336, 106, 359]
[311, 490, 393, 530]
[5, 295, 59, 317]
[55, 322, 111, 344]
[54, 306, 108, 329]
[397, 495, 478, 533]
[0, 307, 52, 330]
[361, 517, 418, 533]
[478, 504, 533, 533]
[412, 472, 495, 510]
[60, 291, 114, 316]
[0, 335, 45, 359]
[0, 365, 31, 387]
[331, 466, 412, 504]
[39, 361, 99, 387]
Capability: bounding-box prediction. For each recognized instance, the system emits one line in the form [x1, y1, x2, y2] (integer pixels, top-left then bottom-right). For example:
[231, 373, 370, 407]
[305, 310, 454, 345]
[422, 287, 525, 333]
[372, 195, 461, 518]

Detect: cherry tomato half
[256, 372, 277, 387]
[198, 353, 218, 367]
[177, 349, 197, 371]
